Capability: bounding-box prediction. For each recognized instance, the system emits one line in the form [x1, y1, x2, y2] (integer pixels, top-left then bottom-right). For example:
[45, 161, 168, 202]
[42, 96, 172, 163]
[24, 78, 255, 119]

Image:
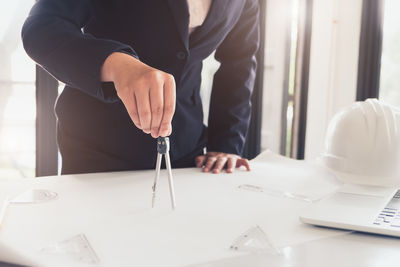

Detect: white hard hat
[321, 99, 400, 186]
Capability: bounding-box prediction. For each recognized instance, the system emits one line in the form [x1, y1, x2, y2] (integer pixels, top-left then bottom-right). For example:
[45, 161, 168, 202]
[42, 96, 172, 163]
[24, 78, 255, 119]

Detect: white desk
[1, 151, 400, 267]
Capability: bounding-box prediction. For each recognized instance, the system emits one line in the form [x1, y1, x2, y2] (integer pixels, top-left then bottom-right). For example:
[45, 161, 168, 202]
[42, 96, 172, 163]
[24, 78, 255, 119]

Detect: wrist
[101, 52, 139, 82]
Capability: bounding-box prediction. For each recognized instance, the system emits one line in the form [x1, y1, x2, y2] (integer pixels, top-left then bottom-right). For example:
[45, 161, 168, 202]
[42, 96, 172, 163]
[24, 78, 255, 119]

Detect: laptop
[300, 184, 400, 237]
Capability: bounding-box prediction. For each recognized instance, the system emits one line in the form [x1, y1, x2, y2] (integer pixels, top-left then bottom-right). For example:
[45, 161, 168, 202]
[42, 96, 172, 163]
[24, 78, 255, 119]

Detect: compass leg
[164, 152, 176, 209]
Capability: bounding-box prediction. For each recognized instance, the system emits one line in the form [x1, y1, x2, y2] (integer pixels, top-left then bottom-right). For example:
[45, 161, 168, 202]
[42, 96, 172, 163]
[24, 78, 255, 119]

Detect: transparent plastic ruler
[40, 234, 100, 264]
[10, 189, 58, 204]
[238, 184, 315, 202]
[230, 225, 280, 254]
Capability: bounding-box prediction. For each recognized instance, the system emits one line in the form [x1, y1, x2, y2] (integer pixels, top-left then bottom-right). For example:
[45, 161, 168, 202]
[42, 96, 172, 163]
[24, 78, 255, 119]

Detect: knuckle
[160, 121, 170, 129]
[165, 73, 175, 82]
[128, 112, 138, 121]
[140, 110, 151, 121]
[147, 70, 162, 81]
[128, 109, 138, 116]
[116, 86, 130, 98]
[150, 79, 163, 89]
[151, 105, 163, 115]
[164, 105, 175, 115]
[135, 79, 148, 90]
[128, 107, 138, 116]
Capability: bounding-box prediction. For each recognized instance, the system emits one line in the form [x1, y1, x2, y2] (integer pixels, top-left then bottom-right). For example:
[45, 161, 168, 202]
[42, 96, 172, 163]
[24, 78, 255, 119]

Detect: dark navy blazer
[22, 0, 260, 173]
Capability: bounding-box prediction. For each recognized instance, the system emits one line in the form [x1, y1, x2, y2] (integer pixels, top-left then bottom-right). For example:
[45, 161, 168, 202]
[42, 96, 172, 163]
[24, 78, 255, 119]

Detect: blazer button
[176, 51, 186, 60]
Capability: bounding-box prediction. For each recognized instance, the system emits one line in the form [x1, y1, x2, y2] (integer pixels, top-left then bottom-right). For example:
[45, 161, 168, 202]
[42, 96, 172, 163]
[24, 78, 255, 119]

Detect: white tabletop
[1, 151, 400, 267]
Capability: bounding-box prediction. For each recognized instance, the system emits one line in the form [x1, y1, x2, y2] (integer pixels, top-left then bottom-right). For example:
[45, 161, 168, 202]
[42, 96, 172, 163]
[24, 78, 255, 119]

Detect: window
[306, 0, 362, 159]
[0, 1, 36, 178]
[357, 0, 400, 106]
[379, 0, 400, 107]
[261, 0, 312, 159]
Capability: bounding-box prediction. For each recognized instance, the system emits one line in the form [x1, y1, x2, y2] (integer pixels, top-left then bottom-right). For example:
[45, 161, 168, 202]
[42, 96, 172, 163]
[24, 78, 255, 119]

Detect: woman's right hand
[101, 52, 176, 138]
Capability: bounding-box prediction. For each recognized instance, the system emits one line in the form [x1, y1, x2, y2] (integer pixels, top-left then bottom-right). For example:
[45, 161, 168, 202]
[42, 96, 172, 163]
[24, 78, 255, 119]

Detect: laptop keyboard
[374, 190, 400, 228]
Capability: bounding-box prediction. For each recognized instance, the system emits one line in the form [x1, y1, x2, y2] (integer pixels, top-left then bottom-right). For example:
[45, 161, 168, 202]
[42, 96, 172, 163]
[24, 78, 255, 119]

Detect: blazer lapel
[189, 0, 229, 49]
[166, 0, 190, 50]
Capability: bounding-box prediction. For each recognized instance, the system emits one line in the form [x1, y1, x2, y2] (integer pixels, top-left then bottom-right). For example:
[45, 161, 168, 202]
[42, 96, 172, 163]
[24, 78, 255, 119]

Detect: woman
[22, 0, 260, 175]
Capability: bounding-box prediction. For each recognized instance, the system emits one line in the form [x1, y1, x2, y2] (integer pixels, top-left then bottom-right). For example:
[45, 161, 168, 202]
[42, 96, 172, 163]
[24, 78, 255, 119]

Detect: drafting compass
[152, 137, 176, 209]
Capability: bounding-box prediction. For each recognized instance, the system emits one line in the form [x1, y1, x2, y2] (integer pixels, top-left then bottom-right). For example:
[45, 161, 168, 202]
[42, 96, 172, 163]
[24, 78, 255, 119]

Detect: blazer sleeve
[207, 0, 260, 156]
[21, 0, 138, 102]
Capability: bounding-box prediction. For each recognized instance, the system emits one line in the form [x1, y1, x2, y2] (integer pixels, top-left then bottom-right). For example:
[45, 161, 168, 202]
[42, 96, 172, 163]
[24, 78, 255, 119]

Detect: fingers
[111, 55, 176, 137]
[149, 85, 163, 138]
[226, 158, 237, 173]
[132, 72, 175, 137]
[236, 158, 251, 171]
[159, 75, 176, 137]
[212, 157, 228, 174]
[133, 95, 142, 129]
[167, 123, 172, 136]
[195, 155, 206, 168]
[135, 89, 152, 134]
[124, 92, 141, 129]
[203, 157, 217, 172]
[197, 152, 251, 174]
[201, 155, 250, 174]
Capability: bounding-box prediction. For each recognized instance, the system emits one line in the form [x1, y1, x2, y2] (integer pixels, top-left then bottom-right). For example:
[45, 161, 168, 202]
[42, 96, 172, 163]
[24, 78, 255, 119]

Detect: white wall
[305, 0, 363, 159]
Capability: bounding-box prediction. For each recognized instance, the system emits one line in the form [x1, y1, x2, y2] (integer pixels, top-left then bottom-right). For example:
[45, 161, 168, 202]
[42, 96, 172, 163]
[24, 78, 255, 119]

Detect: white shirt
[187, 0, 213, 34]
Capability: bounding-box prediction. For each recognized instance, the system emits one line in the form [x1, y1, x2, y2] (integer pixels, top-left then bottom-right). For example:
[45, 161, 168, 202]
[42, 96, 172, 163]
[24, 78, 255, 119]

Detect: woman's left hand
[195, 152, 251, 174]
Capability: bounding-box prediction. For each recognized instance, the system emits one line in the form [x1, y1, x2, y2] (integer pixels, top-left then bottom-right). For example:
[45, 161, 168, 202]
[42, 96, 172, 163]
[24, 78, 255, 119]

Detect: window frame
[356, 0, 384, 100]
[290, 0, 313, 159]
[36, 66, 59, 177]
